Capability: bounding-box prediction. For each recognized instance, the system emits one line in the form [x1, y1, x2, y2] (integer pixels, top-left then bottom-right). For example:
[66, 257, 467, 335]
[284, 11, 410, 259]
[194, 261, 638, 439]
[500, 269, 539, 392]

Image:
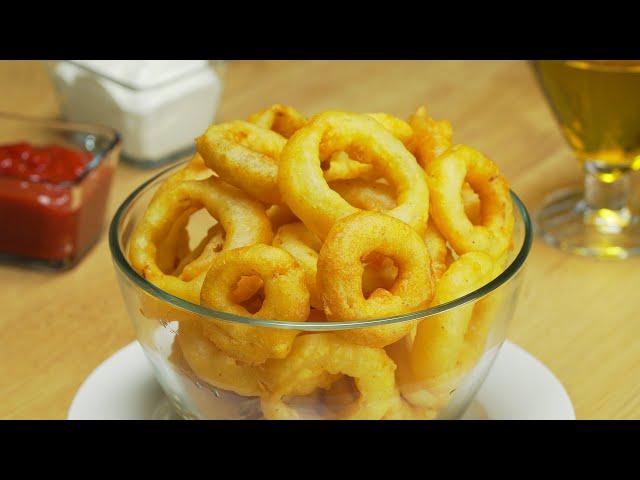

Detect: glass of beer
[531, 60, 640, 258]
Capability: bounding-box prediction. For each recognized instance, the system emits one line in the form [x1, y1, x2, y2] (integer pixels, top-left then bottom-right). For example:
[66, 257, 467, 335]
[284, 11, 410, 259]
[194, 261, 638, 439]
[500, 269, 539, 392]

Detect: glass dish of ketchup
[0, 113, 120, 269]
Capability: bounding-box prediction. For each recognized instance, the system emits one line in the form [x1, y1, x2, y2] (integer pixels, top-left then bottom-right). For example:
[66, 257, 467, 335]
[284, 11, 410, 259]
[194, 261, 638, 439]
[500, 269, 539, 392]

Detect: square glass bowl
[47, 60, 225, 168]
[0, 112, 121, 269]
[110, 162, 533, 420]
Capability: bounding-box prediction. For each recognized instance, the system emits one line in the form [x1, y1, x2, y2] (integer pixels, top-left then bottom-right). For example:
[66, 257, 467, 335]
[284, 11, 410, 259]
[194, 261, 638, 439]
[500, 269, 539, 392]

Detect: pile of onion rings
[129, 104, 515, 420]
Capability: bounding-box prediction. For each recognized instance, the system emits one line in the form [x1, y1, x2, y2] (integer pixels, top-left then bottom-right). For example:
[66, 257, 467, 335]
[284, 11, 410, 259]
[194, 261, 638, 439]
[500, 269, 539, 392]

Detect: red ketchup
[0, 142, 114, 266]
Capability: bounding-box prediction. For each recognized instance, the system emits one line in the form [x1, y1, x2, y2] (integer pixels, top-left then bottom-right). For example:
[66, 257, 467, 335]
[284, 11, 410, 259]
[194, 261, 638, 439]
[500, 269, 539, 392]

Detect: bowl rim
[109, 161, 533, 331]
[0, 111, 121, 187]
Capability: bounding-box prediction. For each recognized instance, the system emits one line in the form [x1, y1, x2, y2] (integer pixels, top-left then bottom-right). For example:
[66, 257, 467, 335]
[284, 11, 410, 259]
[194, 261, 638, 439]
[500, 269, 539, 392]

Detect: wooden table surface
[0, 60, 638, 420]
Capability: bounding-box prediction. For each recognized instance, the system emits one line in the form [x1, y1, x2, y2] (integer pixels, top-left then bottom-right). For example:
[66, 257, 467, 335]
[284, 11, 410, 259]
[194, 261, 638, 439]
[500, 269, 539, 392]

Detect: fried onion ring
[368, 112, 414, 146]
[330, 178, 396, 211]
[327, 180, 449, 288]
[320, 375, 359, 413]
[199, 244, 309, 364]
[383, 391, 439, 420]
[320, 114, 411, 183]
[197, 121, 287, 205]
[155, 208, 194, 274]
[266, 204, 298, 231]
[129, 177, 273, 304]
[176, 317, 261, 397]
[231, 275, 265, 304]
[152, 153, 213, 201]
[272, 222, 323, 310]
[322, 151, 379, 183]
[457, 260, 506, 369]
[462, 183, 482, 226]
[410, 252, 495, 380]
[173, 223, 225, 280]
[408, 108, 481, 224]
[317, 212, 434, 347]
[259, 333, 396, 420]
[426, 145, 514, 258]
[327, 176, 451, 288]
[457, 298, 495, 372]
[361, 254, 398, 299]
[307, 308, 328, 322]
[279, 111, 429, 239]
[153, 155, 214, 274]
[407, 106, 453, 169]
[386, 333, 461, 411]
[424, 220, 449, 280]
[248, 104, 307, 139]
[245, 109, 412, 184]
[386, 257, 507, 411]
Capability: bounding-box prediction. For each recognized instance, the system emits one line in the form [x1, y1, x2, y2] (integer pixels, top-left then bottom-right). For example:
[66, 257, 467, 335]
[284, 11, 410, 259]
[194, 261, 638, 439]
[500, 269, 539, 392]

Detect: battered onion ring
[407, 106, 453, 169]
[279, 111, 430, 239]
[457, 298, 495, 372]
[330, 178, 396, 211]
[173, 223, 225, 280]
[402, 372, 465, 411]
[407, 107, 480, 224]
[245, 108, 412, 177]
[231, 275, 265, 304]
[329, 179, 452, 281]
[386, 334, 461, 411]
[266, 204, 298, 231]
[328, 177, 450, 282]
[321, 114, 411, 183]
[156, 208, 194, 273]
[152, 154, 221, 275]
[387, 256, 506, 411]
[129, 177, 273, 304]
[408, 108, 481, 224]
[368, 112, 414, 146]
[457, 259, 506, 368]
[361, 254, 398, 299]
[322, 151, 379, 182]
[137, 288, 207, 329]
[248, 104, 307, 139]
[410, 252, 495, 381]
[317, 212, 435, 347]
[258, 333, 396, 420]
[397, 285, 507, 413]
[320, 375, 359, 414]
[176, 317, 261, 397]
[424, 220, 449, 280]
[383, 391, 438, 420]
[272, 222, 323, 310]
[152, 153, 213, 201]
[197, 121, 287, 205]
[199, 244, 309, 365]
[426, 145, 514, 258]
[168, 332, 190, 371]
[246, 109, 411, 184]
[462, 183, 482, 225]
[307, 308, 328, 322]
[154, 155, 214, 274]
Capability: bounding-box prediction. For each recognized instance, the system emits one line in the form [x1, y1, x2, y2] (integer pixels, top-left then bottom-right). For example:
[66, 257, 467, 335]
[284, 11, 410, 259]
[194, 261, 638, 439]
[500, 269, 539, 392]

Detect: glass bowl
[109, 162, 532, 420]
[47, 60, 226, 169]
[0, 112, 121, 269]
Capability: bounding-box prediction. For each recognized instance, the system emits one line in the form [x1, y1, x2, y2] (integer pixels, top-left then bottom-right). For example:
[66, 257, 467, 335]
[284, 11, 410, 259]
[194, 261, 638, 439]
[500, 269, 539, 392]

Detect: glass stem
[583, 160, 633, 232]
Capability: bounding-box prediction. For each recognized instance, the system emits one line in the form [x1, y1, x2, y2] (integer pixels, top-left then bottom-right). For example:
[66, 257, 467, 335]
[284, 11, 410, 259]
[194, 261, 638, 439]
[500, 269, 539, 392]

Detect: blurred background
[0, 60, 637, 419]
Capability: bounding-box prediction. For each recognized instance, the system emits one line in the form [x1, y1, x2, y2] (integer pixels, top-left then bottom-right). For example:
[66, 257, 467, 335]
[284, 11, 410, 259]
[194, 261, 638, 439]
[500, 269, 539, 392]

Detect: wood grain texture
[0, 60, 638, 419]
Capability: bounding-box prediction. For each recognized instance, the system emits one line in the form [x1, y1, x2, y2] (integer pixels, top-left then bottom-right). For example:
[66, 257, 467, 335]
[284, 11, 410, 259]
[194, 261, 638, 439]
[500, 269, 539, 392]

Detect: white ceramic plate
[68, 340, 575, 420]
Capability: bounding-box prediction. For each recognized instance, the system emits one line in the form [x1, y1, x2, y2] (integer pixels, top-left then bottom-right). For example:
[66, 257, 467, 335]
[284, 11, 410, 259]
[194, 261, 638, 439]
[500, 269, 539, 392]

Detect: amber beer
[533, 60, 640, 167]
